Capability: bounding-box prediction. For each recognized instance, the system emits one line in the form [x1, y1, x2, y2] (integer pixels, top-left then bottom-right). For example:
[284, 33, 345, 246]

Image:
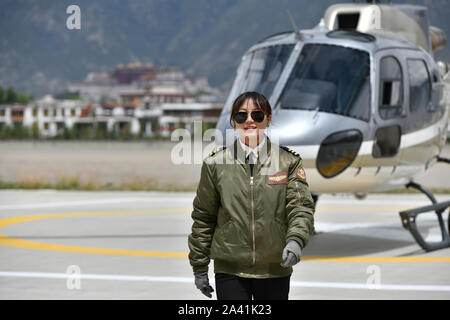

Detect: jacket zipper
[250, 164, 256, 265]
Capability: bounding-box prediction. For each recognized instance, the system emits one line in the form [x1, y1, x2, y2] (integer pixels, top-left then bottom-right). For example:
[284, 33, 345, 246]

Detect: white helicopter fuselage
[215, 4, 449, 194]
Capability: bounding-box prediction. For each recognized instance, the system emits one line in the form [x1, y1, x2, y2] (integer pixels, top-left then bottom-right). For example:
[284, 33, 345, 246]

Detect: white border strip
[400, 119, 445, 149]
[1, 271, 450, 292]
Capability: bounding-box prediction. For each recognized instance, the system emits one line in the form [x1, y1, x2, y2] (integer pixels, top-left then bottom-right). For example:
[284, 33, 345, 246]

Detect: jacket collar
[238, 136, 266, 161]
[232, 135, 272, 165]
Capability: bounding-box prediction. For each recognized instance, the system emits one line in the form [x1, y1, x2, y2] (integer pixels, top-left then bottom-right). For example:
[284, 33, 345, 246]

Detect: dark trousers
[215, 273, 290, 300]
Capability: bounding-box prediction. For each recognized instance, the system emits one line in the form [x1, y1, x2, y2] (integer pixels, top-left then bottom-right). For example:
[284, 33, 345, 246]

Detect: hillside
[0, 0, 449, 97]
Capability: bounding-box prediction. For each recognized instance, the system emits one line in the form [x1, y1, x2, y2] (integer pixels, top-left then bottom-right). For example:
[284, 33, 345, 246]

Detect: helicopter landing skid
[399, 182, 450, 251]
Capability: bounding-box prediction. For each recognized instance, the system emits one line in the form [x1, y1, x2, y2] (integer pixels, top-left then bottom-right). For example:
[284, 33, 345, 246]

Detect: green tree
[12, 123, 31, 139]
[0, 125, 13, 139]
[62, 127, 74, 140]
[5, 87, 17, 103]
[31, 122, 40, 139]
[0, 86, 32, 104]
[16, 92, 33, 104]
[0, 86, 4, 104]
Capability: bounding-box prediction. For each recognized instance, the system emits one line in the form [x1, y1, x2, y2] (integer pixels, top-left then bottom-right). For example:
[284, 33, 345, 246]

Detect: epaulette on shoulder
[280, 145, 300, 157]
[209, 146, 226, 157]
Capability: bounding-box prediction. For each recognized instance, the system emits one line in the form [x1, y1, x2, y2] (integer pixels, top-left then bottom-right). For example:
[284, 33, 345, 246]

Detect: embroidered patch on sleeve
[296, 166, 307, 182]
[267, 171, 288, 185]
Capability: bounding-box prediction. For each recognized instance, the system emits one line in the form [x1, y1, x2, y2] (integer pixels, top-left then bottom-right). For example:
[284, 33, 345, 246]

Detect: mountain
[0, 0, 449, 98]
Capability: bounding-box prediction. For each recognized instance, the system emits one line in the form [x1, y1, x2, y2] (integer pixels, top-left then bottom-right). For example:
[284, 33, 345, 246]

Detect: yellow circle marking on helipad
[0, 209, 189, 258]
[0, 208, 449, 262]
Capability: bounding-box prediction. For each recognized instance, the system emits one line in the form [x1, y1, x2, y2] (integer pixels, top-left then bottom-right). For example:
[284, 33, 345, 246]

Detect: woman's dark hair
[229, 91, 272, 126]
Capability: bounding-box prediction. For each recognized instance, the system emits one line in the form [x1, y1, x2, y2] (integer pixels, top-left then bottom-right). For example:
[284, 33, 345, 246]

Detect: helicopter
[215, 0, 450, 251]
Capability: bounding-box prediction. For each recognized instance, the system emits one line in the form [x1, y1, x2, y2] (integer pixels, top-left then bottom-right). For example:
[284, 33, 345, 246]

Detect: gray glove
[194, 272, 214, 298]
[280, 240, 302, 267]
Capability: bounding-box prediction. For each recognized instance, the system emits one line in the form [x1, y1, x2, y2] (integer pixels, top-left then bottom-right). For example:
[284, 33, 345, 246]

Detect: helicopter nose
[266, 110, 321, 145]
[266, 109, 365, 177]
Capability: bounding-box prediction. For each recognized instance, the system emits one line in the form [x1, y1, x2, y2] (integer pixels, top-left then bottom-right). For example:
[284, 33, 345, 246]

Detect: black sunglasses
[233, 110, 266, 124]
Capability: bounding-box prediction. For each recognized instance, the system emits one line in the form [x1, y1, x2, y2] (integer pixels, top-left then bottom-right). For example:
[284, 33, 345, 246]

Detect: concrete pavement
[0, 190, 449, 299]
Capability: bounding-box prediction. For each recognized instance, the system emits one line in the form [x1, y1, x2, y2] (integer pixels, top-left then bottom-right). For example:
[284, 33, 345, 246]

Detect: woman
[188, 91, 315, 300]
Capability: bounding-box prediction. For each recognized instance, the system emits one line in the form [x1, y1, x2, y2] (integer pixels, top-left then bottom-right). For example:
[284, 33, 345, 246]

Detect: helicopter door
[373, 54, 404, 159]
[401, 51, 438, 168]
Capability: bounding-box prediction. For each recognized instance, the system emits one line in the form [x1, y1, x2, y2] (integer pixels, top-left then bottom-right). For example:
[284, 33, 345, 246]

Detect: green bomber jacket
[188, 137, 315, 278]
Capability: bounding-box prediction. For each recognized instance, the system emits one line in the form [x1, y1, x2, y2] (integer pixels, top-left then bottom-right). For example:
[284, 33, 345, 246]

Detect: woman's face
[233, 98, 271, 147]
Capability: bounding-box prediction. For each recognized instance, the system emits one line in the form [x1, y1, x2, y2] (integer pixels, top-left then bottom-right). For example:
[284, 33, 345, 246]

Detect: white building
[158, 102, 223, 137]
[0, 96, 222, 138]
[0, 95, 86, 137]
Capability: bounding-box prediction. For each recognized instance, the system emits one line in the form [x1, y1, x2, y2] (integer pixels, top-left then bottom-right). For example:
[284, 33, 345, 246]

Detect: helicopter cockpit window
[277, 43, 370, 121]
[241, 45, 294, 99]
[379, 56, 403, 119]
[407, 59, 431, 113]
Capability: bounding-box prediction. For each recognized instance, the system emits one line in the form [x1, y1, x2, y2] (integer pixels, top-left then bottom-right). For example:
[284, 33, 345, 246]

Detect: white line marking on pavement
[0, 198, 145, 210]
[290, 281, 450, 292]
[0, 197, 194, 211]
[0, 271, 192, 283]
[1, 271, 450, 292]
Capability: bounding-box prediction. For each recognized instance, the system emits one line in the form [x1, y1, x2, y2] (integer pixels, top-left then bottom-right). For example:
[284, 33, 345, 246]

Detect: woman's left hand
[280, 240, 302, 267]
[194, 272, 215, 298]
